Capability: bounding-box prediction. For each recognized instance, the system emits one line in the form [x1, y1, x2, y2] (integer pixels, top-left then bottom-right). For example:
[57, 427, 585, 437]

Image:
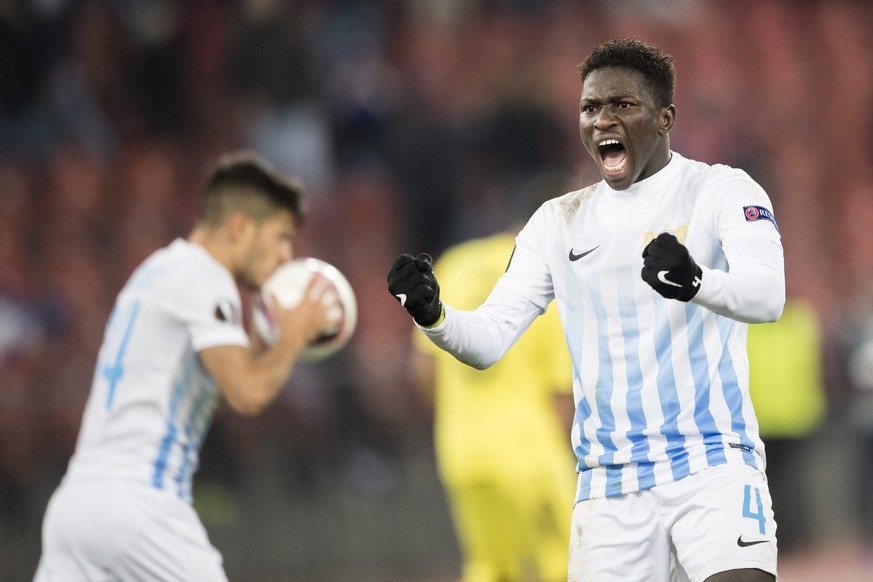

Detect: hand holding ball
[253, 258, 357, 362]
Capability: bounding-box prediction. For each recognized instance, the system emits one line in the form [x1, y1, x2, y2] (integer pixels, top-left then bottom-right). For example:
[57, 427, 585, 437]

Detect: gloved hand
[387, 253, 443, 326]
[641, 232, 703, 302]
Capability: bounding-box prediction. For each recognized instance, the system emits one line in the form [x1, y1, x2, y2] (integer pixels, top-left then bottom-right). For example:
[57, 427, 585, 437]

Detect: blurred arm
[201, 276, 334, 415]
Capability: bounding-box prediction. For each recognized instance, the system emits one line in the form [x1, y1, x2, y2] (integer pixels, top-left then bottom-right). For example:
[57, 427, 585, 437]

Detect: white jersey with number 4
[421, 152, 785, 503]
[65, 238, 248, 502]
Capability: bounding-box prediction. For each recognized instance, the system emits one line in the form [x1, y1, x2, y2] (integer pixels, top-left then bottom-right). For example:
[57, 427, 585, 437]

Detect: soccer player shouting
[35, 152, 336, 581]
[389, 38, 783, 582]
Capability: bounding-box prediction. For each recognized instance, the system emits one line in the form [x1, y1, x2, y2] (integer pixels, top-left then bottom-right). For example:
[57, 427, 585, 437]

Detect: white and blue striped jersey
[421, 152, 785, 503]
[64, 239, 248, 502]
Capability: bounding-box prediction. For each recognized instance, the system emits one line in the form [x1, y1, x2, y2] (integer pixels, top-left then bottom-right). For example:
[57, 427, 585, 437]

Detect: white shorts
[568, 464, 778, 582]
[34, 480, 227, 582]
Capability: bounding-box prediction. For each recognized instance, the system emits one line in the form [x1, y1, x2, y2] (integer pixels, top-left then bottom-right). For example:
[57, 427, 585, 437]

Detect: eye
[618, 101, 633, 109]
[581, 104, 597, 115]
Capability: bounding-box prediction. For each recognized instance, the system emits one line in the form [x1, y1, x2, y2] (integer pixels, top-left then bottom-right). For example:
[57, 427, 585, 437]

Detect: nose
[593, 106, 618, 130]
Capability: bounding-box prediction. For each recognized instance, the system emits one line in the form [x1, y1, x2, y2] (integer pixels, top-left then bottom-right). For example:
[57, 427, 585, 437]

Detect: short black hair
[578, 37, 675, 107]
[197, 151, 306, 228]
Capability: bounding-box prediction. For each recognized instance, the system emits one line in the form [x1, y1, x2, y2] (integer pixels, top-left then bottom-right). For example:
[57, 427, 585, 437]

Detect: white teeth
[604, 157, 627, 171]
[598, 138, 621, 147]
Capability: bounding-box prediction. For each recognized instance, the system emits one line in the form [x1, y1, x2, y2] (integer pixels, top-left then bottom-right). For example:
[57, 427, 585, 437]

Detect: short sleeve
[162, 262, 249, 352]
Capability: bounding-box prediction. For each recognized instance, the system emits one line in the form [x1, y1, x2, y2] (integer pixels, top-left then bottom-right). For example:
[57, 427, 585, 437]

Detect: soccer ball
[252, 258, 357, 362]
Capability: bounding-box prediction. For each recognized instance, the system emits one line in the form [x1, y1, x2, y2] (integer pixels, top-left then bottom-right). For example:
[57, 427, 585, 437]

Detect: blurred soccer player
[34, 152, 336, 581]
[747, 297, 825, 553]
[389, 37, 784, 582]
[413, 229, 575, 582]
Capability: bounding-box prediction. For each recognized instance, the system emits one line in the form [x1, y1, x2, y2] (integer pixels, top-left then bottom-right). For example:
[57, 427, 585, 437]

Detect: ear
[227, 211, 254, 242]
[658, 104, 676, 136]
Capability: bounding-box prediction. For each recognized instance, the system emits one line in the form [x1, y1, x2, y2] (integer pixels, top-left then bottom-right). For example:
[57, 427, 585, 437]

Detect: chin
[236, 275, 260, 291]
[604, 176, 633, 191]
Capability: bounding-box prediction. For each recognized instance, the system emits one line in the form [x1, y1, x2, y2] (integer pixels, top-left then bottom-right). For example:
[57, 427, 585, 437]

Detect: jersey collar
[601, 150, 684, 197]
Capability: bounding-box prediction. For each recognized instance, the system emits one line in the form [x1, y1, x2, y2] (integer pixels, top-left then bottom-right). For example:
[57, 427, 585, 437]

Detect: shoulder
[678, 155, 766, 199]
[523, 183, 600, 231]
[548, 184, 599, 215]
[126, 239, 237, 303]
[168, 240, 234, 287]
[675, 156, 782, 238]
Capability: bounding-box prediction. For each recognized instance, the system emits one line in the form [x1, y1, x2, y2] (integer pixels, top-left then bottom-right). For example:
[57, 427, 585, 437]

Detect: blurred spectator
[840, 271, 873, 548]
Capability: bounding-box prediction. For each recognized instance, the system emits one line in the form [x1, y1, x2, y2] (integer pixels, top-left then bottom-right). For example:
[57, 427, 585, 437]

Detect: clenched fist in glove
[387, 253, 443, 326]
[641, 232, 703, 302]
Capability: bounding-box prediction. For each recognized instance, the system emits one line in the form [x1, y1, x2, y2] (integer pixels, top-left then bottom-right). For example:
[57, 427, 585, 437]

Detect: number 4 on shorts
[742, 485, 766, 535]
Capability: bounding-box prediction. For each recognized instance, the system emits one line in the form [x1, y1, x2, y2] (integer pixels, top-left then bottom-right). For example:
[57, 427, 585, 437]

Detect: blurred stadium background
[2, 0, 873, 580]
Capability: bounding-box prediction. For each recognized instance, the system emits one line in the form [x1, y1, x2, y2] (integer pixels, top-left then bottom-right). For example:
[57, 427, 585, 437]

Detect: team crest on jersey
[644, 225, 688, 246]
[743, 205, 779, 233]
[214, 301, 240, 325]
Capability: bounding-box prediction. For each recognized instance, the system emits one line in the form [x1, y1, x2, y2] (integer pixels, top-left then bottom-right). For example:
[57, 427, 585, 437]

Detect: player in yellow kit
[413, 231, 576, 582]
[746, 297, 825, 552]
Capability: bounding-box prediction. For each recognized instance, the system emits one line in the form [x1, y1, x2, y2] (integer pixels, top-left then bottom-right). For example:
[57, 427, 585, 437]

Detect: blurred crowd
[3, 0, 873, 564]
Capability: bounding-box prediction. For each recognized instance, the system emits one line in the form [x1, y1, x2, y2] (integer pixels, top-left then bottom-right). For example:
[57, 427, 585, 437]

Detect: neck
[188, 226, 236, 273]
[640, 146, 672, 182]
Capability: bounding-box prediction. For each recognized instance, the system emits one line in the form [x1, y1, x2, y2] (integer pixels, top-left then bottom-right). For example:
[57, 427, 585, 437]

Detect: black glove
[387, 253, 442, 326]
[641, 232, 703, 302]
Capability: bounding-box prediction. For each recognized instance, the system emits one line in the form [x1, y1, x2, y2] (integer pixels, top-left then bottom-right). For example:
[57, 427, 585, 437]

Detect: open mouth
[597, 138, 628, 178]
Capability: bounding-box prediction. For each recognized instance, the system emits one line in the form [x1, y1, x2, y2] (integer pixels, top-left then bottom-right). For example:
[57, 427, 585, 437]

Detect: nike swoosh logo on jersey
[657, 270, 683, 288]
[569, 245, 600, 262]
[737, 536, 770, 547]
[396, 293, 407, 307]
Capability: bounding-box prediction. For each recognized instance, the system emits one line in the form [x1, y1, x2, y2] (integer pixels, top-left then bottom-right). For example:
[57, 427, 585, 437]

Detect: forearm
[419, 285, 542, 369]
[693, 238, 785, 323]
[203, 333, 307, 416]
[244, 334, 307, 410]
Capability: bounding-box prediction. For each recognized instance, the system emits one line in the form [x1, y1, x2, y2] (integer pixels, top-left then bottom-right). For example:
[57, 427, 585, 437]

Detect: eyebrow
[580, 94, 640, 105]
